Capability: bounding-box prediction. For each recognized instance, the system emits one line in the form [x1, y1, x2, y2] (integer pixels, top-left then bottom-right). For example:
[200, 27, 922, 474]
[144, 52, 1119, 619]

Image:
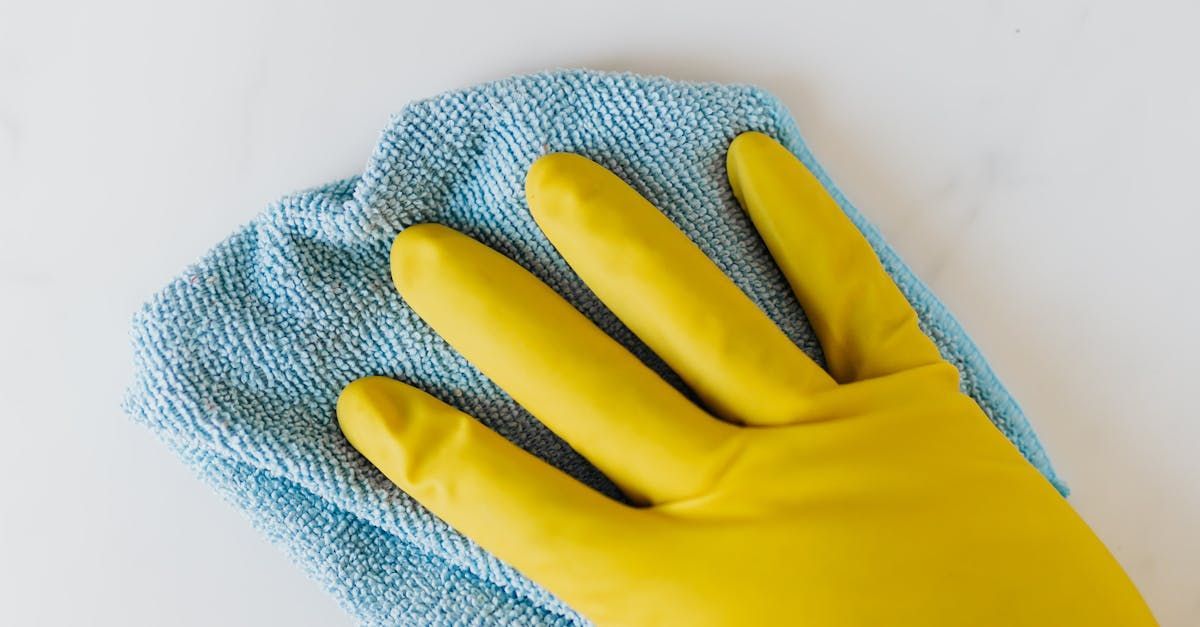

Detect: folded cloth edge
[125, 69, 1067, 626]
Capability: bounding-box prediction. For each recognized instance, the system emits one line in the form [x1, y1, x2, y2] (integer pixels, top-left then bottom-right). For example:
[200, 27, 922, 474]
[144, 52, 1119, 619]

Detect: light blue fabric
[125, 70, 1066, 626]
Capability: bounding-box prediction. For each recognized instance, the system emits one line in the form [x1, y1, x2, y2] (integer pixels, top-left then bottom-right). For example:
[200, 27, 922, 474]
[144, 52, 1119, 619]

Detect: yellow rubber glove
[337, 132, 1155, 626]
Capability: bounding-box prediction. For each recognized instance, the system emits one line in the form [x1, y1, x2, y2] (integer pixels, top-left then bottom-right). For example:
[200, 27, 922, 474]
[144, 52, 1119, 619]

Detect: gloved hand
[336, 132, 1154, 626]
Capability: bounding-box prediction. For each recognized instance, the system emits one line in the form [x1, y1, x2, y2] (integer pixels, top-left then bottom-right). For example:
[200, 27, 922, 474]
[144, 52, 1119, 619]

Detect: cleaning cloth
[125, 70, 1066, 626]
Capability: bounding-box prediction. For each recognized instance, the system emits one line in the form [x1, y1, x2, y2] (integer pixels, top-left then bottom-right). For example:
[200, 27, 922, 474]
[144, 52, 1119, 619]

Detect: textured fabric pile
[125, 70, 1065, 625]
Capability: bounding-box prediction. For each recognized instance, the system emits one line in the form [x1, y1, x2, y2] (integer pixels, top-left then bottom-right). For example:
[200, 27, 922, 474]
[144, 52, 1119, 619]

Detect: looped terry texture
[126, 70, 1065, 626]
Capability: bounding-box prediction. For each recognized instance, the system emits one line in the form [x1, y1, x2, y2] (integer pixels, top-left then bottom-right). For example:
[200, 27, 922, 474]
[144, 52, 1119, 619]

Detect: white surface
[2, 0, 1197, 624]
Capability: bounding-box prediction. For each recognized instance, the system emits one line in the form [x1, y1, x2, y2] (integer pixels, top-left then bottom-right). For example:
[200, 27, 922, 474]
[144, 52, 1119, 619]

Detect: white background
[2, 0, 1197, 624]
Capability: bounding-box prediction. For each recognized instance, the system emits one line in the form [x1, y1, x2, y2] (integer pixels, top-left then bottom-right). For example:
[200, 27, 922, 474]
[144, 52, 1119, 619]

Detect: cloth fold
[125, 70, 1065, 626]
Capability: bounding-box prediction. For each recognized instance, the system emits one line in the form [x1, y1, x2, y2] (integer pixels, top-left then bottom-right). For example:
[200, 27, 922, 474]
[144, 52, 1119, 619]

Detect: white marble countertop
[2, 1, 1197, 624]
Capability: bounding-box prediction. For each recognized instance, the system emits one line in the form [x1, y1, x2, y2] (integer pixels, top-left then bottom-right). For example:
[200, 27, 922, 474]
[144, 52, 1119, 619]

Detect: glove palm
[338, 132, 1153, 626]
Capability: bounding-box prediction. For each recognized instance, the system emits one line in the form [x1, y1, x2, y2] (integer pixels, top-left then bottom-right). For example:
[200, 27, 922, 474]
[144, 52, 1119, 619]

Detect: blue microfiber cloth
[125, 70, 1066, 626]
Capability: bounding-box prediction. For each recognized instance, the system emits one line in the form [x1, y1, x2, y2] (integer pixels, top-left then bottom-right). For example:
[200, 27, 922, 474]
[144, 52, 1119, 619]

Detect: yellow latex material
[338, 132, 1155, 626]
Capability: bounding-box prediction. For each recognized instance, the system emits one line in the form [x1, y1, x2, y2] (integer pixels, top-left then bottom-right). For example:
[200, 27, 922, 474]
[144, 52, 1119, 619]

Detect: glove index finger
[337, 376, 636, 589]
